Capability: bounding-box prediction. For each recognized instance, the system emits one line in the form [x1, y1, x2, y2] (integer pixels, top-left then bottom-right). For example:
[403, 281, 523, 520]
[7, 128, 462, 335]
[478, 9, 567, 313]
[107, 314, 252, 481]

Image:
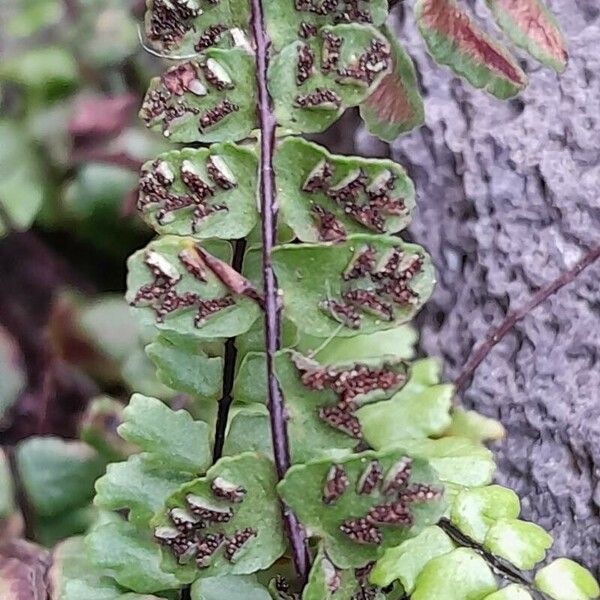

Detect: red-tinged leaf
[486, 0, 567, 72]
[415, 0, 527, 99]
[360, 28, 425, 142]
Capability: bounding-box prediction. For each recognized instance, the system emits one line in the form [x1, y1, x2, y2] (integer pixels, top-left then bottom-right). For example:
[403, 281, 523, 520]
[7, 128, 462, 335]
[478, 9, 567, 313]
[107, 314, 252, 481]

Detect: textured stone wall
[356, 0, 600, 572]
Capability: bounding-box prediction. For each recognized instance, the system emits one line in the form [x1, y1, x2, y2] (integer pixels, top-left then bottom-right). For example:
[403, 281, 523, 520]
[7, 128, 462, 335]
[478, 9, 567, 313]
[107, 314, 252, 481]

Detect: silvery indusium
[83, 1, 599, 599]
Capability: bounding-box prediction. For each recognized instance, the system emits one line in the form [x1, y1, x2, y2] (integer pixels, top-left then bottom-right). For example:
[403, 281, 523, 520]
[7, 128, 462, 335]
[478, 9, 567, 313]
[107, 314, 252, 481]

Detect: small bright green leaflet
[269, 25, 392, 133]
[297, 324, 418, 363]
[155, 453, 286, 582]
[360, 27, 425, 141]
[127, 236, 260, 340]
[16, 437, 107, 518]
[484, 519, 552, 570]
[370, 525, 455, 591]
[534, 559, 600, 600]
[144, 0, 251, 56]
[118, 394, 212, 473]
[50, 536, 166, 600]
[450, 485, 520, 543]
[264, 0, 388, 50]
[191, 574, 271, 600]
[138, 143, 258, 239]
[411, 548, 497, 600]
[275, 137, 416, 241]
[443, 407, 505, 443]
[140, 49, 257, 143]
[415, 0, 527, 99]
[86, 514, 180, 594]
[0, 120, 45, 236]
[394, 437, 496, 488]
[358, 358, 454, 445]
[94, 454, 191, 527]
[147, 337, 223, 402]
[273, 234, 435, 338]
[485, 0, 567, 72]
[278, 448, 446, 568]
[483, 585, 533, 600]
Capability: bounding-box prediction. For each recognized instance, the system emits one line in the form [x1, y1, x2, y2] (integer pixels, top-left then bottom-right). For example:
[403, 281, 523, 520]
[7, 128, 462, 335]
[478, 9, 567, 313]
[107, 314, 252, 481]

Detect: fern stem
[250, 0, 309, 581]
[213, 239, 247, 461]
[455, 244, 600, 393]
[438, 519, 553, 600]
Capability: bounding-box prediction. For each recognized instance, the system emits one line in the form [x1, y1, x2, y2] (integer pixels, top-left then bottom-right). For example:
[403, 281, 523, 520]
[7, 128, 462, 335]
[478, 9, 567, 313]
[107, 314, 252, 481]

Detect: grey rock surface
[356, 0, 600, 573]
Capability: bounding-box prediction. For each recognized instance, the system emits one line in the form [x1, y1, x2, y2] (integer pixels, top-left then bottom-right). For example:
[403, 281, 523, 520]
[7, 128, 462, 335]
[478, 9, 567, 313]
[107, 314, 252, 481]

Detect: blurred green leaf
[0, 449, 16, 520]
[35, 505, 96, 548]
[77, 296, 140, 365]
[7, 0, 63, 38]
[0, 46, 78, 99]
[0, 326, 26, 420]
[75, 0, 138, 67]
[0, 120, 45, 236]
[16, 437, 106, 517]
